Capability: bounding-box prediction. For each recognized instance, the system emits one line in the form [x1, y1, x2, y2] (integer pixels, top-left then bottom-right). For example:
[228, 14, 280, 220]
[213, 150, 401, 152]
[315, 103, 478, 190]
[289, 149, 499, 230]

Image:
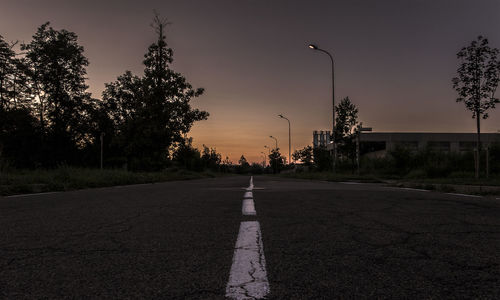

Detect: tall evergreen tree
[102, 14, 208, 170]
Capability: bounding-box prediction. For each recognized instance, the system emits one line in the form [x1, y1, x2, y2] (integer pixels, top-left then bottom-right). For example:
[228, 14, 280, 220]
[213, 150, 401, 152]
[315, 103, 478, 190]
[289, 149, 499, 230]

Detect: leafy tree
[172, 137, 202, 171]
[238, 155, 250, 168]
[313, 145, 332, 171]
[335, 96, 359, 165]
[102, 14, 208, 170]
[0, 37, 32, 111]
[292, 146, 313, 166]
[0, 35, 17, 111]
[21, 22, 96, 165]
[201, 145, 221, 170]
[269, 148, 285, 173]
[452, 36, 500, 178]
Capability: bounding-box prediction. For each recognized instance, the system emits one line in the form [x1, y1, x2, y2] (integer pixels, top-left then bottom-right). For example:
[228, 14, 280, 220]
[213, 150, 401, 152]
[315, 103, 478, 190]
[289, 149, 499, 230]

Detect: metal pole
[308, 44, 336, 173]
[100, 132, 105, 170]
[270, 136, 278, 150]
[278, 115, 292, 165]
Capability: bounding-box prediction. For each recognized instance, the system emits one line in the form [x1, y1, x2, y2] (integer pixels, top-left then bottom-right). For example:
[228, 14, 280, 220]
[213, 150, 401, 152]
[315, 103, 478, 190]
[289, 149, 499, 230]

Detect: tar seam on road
[226, 176, 270, 300]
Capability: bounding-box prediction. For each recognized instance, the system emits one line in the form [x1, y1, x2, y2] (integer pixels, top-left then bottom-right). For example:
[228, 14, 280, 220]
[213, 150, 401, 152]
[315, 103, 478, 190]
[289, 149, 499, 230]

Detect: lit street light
[269, 136, 278, 150]
[308, 43, 337, 173]
[278, 114, 291, 164]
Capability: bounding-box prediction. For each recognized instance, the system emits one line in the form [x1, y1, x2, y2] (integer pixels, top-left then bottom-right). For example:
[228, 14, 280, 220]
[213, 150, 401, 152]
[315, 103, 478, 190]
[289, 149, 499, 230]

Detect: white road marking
[242, 199, 256, 216]
[446, 193, 482, 198]
[398, 187, 430, 192]
[226, 221, 269, 300]
[339, 182, 363, 185]
[244, 191, 253, 199]
[5, 191, 60, 198]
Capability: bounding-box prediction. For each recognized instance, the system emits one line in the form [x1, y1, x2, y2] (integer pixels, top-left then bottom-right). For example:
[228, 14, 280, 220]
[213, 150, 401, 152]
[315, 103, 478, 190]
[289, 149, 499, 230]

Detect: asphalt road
[1, 176, 499, 299]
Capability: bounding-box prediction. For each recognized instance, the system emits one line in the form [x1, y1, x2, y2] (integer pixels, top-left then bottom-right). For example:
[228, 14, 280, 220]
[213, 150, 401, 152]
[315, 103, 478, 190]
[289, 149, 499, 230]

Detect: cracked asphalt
[1, 176, 500, 299]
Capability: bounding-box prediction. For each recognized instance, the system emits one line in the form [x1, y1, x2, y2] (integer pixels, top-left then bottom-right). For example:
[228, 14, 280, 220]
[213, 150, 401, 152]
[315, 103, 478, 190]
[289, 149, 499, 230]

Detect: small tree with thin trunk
[452, 36, 500, 178]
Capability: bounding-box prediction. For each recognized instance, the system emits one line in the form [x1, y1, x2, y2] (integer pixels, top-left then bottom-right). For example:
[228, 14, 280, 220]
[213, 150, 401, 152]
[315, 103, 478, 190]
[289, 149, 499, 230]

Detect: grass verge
[277, 171, 500, 196]
[277, 171, 384, 183]
[0, 167, 223, 196]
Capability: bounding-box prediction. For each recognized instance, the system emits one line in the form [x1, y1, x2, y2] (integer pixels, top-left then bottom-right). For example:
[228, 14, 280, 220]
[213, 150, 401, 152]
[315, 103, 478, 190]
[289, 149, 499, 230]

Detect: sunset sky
[2, 0, 500, 163]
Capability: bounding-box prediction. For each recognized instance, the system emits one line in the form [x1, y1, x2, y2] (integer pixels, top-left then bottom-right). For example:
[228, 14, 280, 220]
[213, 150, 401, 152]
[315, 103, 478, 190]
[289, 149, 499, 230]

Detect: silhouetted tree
[293, 146, 313, 166]
[21, 22, 96, 165]
[238, 155, 249, 168]
[335, 96, 359, 170]
[269, 148, 285, 173]
[172, 137, 202, 171]
[313, 145, 333, 171]
[102, 14, 208, 170]
[201, 145, 221, 170]
[452, 36, 500, 178]
[0, 35, 17, 111]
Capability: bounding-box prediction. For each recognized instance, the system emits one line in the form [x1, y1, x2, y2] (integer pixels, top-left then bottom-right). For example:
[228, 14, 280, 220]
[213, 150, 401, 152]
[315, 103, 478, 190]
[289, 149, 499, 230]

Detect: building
[313, 130, 331, 148]
[314, 131, 500, 156]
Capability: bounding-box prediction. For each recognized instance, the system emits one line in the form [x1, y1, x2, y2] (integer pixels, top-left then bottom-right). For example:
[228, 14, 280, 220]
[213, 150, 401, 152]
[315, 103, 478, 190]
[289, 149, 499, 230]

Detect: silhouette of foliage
[102, 15, 208, 171]
[269, 148, 285, 173]
[20, 23, 96, 166]
[335, 96, 359, 165]
[452, 36, 500, 178]
[312, 146, 333, 171]
[293, 146, 313, 166]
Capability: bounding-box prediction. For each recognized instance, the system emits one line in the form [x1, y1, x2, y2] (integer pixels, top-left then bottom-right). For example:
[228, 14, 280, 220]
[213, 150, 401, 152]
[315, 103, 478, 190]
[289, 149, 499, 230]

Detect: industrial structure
[313, 131, 500, 156]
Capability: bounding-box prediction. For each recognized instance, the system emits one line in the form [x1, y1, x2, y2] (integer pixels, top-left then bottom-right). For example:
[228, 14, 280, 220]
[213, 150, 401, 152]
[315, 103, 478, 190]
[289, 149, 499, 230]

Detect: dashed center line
[226, 176, 269, 300]
[242, 199, 256, 216]
[226, 221, 269, 300]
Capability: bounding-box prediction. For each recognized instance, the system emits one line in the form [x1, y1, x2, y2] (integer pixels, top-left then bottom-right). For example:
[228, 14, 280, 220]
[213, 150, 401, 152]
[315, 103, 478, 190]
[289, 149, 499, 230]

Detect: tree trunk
[476, 112, 481, 179]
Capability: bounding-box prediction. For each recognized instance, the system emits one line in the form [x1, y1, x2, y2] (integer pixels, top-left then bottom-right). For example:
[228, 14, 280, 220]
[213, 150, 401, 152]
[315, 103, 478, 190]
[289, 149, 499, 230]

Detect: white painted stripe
[446, 193, 482, 198]
[248, 176, 254, 190]
[226, 221, 269, 300]
[399, 187, 430, 192]
[6, 191, 60, 198]
[244, 191, 253, 199]
[339, 182, 363, 185]
[242, 199, 256, 215]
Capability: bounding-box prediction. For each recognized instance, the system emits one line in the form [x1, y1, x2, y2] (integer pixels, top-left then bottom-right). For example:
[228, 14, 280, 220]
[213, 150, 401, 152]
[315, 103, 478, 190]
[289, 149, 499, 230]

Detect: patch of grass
[0, 167, 222, 196]
[277, 171, 384, 183]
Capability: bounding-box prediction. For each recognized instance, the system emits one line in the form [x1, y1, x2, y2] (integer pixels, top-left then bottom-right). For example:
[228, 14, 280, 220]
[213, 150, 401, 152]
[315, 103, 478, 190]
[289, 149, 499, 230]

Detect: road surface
[1, 176, 499, 299]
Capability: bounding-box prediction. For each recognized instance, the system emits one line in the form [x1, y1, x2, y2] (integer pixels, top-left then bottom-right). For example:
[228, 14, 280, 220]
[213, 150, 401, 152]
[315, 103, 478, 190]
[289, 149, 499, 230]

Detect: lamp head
[278, 114, 283, 118]
[308, 44, 318, 50]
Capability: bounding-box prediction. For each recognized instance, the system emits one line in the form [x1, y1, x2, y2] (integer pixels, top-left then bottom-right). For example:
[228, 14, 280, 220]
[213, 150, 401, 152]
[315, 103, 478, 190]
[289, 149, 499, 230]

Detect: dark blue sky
[2, 0, 500, 162]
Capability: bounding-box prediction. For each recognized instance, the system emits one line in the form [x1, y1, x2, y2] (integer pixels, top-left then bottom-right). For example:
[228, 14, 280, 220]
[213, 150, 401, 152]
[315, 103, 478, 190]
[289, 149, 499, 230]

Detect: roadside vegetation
[0, 167, 220, 196]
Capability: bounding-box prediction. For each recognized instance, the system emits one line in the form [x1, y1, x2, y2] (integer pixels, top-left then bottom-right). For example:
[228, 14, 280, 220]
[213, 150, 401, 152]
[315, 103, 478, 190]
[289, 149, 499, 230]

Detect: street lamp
[264, 145, 271, 155]
[278, 114, 291, 164]
[269, 136, 278, 150]
[308, 43, 336, 173]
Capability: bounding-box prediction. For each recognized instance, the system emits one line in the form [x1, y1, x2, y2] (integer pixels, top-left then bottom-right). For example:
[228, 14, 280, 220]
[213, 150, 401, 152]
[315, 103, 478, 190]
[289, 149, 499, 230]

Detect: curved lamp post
[278, 114, 291, 164]
[269, 136, 278, 150]
[308, 43, 336, 173]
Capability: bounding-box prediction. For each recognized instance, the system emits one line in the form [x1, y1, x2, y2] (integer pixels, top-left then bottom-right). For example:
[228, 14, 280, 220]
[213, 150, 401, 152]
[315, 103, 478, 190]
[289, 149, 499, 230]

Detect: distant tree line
[0, 16, 209, 171]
